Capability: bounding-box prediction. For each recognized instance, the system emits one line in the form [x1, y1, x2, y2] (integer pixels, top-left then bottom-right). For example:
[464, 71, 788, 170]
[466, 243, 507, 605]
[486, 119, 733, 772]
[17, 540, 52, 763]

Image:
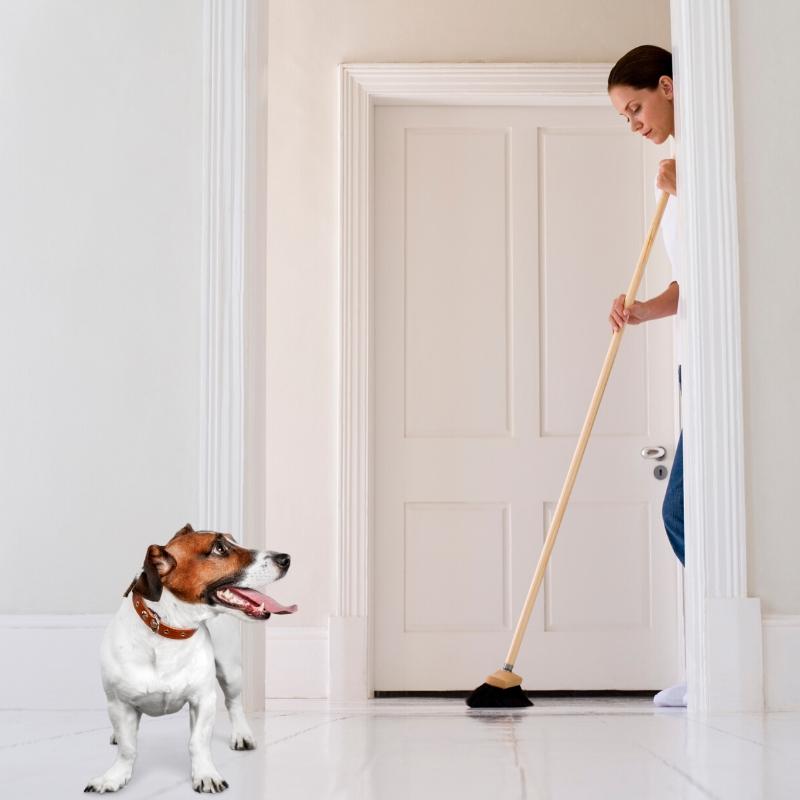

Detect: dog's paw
[192, 772, 229, 793]
[84, 771, 131, 793]
[229, 731, 256, 751]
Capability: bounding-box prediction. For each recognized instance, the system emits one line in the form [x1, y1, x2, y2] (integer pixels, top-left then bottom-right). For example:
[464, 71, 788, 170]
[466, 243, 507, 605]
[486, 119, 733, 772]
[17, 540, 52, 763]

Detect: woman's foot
[653, 682, 687, 707]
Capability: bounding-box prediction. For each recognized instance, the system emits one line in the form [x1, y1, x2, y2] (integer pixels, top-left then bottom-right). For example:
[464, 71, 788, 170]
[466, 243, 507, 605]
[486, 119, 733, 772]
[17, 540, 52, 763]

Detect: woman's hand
[609, 294, 648, 332]
[657, 158, 677, 196]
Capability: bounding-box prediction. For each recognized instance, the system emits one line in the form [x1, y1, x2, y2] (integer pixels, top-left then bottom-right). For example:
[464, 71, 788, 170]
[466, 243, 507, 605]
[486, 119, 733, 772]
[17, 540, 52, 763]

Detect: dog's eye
[212, 541, 227, 556]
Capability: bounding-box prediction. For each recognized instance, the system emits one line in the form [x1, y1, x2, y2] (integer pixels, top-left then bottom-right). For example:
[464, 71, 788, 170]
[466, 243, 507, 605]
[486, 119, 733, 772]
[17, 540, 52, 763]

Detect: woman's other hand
[657, 158, 676, 195]
[609, 294, 647, 332]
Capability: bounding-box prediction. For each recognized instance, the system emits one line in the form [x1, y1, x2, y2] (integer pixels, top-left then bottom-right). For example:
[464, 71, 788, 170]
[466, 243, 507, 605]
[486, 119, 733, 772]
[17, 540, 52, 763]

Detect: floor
[4, 698, 800, 799]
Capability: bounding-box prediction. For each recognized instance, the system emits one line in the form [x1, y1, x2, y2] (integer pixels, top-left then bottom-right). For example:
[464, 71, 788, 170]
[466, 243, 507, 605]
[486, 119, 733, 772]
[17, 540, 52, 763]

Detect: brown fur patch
[159, 531, 255, 604]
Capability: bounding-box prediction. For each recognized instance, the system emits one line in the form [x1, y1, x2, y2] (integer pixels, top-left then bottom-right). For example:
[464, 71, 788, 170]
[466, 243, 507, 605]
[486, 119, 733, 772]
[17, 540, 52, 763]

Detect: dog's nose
[274, 553, 291, 570]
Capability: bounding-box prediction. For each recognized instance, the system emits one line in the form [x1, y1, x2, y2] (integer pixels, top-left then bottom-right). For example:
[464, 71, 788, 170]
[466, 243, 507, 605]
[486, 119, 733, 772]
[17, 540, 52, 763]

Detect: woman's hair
[608, 45, 672, 91]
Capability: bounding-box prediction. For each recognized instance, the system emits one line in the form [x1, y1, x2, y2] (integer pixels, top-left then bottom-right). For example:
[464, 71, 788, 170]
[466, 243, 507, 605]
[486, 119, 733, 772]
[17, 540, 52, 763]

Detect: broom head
[465, 668, 533, 708]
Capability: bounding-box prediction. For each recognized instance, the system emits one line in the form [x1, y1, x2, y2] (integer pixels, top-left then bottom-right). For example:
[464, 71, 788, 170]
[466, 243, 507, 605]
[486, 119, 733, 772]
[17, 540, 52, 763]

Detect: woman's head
[608, 45, 674, 144]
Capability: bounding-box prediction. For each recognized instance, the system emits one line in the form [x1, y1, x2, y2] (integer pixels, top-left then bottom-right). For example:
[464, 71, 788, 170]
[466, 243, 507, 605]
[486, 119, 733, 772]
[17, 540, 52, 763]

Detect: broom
[466, 191, 670, 708]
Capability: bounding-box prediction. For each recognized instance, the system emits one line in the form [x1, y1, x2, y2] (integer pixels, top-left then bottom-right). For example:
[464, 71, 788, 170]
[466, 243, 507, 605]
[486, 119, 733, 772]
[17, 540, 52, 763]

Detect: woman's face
[608, 77, 674, 144]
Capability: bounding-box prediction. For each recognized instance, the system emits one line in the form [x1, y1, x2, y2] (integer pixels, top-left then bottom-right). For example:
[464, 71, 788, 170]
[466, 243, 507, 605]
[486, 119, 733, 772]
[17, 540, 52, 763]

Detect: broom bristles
[465, 682, 533, 708]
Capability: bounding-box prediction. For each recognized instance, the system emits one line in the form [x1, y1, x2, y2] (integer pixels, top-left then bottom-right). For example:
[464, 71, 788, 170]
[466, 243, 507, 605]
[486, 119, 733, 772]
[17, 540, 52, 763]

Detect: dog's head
[130, 524, 297, 620]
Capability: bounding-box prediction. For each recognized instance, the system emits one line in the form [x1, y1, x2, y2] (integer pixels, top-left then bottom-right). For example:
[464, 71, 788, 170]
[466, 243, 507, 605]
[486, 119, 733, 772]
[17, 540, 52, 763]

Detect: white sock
[653, 682, 687, 707]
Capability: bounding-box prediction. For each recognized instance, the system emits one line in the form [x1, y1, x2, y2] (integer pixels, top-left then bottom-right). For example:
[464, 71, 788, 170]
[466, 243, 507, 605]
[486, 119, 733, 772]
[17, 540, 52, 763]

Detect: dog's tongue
[231, 587, 297, 614]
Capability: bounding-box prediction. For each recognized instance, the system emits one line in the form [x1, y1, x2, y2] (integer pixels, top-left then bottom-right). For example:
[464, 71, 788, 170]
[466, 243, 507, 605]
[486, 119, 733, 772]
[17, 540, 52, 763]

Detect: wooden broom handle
[503, 191, 670, 669]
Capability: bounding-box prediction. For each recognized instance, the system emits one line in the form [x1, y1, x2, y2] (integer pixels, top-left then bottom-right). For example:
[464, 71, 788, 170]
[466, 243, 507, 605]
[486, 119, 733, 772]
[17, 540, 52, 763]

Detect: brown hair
[608, 45, 672, 91]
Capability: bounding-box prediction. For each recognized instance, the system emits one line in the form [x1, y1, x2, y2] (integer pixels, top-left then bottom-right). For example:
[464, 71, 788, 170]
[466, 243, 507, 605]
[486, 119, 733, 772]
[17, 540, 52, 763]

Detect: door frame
[671, 0, 763, 712]
[199, 0, 269, 713]
[334, 54, 759, 710]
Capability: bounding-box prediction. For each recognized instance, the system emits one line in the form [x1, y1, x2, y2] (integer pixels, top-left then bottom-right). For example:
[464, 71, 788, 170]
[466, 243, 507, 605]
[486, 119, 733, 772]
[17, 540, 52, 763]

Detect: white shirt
[655, 182, 683, 365]
[659, 191, 680, 284]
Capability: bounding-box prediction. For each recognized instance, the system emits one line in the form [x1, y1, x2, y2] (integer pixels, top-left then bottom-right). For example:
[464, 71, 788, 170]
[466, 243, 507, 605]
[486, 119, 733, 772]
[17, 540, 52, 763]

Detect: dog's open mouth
[214, 587, 297, 619]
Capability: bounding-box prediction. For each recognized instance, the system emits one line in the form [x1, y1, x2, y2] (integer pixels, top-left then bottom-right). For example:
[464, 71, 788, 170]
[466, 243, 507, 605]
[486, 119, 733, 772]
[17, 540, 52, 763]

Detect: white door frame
[334, 53, 761, 710]
[671, 0, 763, 712]
[199, 0, 269, 713]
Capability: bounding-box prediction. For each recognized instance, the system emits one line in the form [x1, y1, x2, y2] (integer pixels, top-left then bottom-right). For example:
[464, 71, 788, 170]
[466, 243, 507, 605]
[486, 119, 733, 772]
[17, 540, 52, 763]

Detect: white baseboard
[329, 615, 370, 700]
[265, 626, 328, 699]
[704, 597, 763, 712]
[1, 615, 329, 708]
[763, 615, 800, 711]
[0, 614, 112, 710]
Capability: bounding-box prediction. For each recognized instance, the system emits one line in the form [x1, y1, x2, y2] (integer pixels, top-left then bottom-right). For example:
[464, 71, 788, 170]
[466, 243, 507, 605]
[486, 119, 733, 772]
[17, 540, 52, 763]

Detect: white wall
[0, 1, 204, 614]
[731, 0, 800, 616]
[265, 0, 671, 630]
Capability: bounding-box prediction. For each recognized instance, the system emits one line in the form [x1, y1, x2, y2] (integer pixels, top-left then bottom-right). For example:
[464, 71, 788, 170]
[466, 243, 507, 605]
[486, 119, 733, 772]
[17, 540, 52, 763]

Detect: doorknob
[641, 446, 666, 461]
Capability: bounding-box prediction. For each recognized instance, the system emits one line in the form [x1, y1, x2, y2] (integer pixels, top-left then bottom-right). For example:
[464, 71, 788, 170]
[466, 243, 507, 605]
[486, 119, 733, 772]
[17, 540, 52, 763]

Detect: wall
[0, 1, 204, 614]
[731, 1, 800, 616]
[265, 0, 672, 637]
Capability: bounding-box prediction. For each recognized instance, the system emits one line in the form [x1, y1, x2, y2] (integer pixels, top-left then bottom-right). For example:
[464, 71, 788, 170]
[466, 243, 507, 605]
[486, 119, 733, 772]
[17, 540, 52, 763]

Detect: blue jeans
[662, 367, 684, 565]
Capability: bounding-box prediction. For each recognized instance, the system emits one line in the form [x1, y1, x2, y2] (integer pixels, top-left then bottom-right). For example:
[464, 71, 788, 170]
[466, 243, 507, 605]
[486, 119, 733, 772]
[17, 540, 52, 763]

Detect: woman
[607, 45, 686, 708]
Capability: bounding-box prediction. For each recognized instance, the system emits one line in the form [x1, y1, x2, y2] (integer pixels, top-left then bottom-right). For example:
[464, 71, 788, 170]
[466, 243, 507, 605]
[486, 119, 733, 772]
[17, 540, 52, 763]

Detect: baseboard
[703, 597, 763, 712]
[328, 615, 370, 700]
[763, 615, 800, 711]
[264, 626, 328, 699]
[0, 614, 112, 709]
[1, 615, 329, 708]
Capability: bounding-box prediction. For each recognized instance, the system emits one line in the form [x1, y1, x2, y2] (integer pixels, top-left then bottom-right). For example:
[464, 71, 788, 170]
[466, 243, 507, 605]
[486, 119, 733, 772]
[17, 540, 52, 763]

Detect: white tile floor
[3, 698, 800, 799]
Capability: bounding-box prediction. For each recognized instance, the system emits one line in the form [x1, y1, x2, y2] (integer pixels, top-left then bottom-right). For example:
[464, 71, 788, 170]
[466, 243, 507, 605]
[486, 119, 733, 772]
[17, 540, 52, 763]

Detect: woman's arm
[609, 281, 679, 332]
[609, 159, 678, 331]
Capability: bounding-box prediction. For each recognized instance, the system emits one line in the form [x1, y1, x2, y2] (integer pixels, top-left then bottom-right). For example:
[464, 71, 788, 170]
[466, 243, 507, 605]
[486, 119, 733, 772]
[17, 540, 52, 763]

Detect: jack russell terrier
[84, 524, 297, 794]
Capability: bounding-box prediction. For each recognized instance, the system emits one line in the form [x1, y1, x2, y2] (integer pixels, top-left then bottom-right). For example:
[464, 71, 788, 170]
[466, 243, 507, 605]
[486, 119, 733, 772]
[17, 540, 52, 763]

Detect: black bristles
[465, 682, 533, 708]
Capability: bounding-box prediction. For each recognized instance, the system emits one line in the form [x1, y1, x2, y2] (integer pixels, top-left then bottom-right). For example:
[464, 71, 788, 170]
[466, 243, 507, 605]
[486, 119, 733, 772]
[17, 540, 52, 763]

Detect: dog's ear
[131, 545, 176, 601]
[166, 523, 194, 545]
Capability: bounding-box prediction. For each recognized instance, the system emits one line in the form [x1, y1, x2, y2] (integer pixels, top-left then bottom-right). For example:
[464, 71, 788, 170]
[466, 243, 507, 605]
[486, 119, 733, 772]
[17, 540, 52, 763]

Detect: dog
[84, 524, 296, 794]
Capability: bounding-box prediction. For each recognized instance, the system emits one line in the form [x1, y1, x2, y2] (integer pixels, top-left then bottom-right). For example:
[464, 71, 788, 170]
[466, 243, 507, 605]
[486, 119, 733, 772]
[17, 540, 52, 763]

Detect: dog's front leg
[188, 693, 228, 793]
[207, 615, 256, 750]
[85, 700, 141, 793]
[216, 658, 257, 751]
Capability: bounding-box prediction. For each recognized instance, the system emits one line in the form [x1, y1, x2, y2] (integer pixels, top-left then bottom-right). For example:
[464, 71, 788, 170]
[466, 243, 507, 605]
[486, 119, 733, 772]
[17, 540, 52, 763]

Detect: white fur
[85, 549, 287, 794]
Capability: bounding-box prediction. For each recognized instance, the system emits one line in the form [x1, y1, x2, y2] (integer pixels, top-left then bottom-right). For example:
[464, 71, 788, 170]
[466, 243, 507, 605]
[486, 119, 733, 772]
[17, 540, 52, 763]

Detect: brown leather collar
[131, 591, 198, 640]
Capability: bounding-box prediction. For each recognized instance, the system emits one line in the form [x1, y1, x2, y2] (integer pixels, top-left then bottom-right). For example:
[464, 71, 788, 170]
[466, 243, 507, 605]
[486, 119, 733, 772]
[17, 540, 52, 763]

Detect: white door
[373, 104, 681, 691]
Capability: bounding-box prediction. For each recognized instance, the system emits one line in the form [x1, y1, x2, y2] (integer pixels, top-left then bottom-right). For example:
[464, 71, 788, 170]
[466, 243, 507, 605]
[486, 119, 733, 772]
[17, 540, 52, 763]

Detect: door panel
[403, 502, 510, 632]
[404, 128, 511, 438]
